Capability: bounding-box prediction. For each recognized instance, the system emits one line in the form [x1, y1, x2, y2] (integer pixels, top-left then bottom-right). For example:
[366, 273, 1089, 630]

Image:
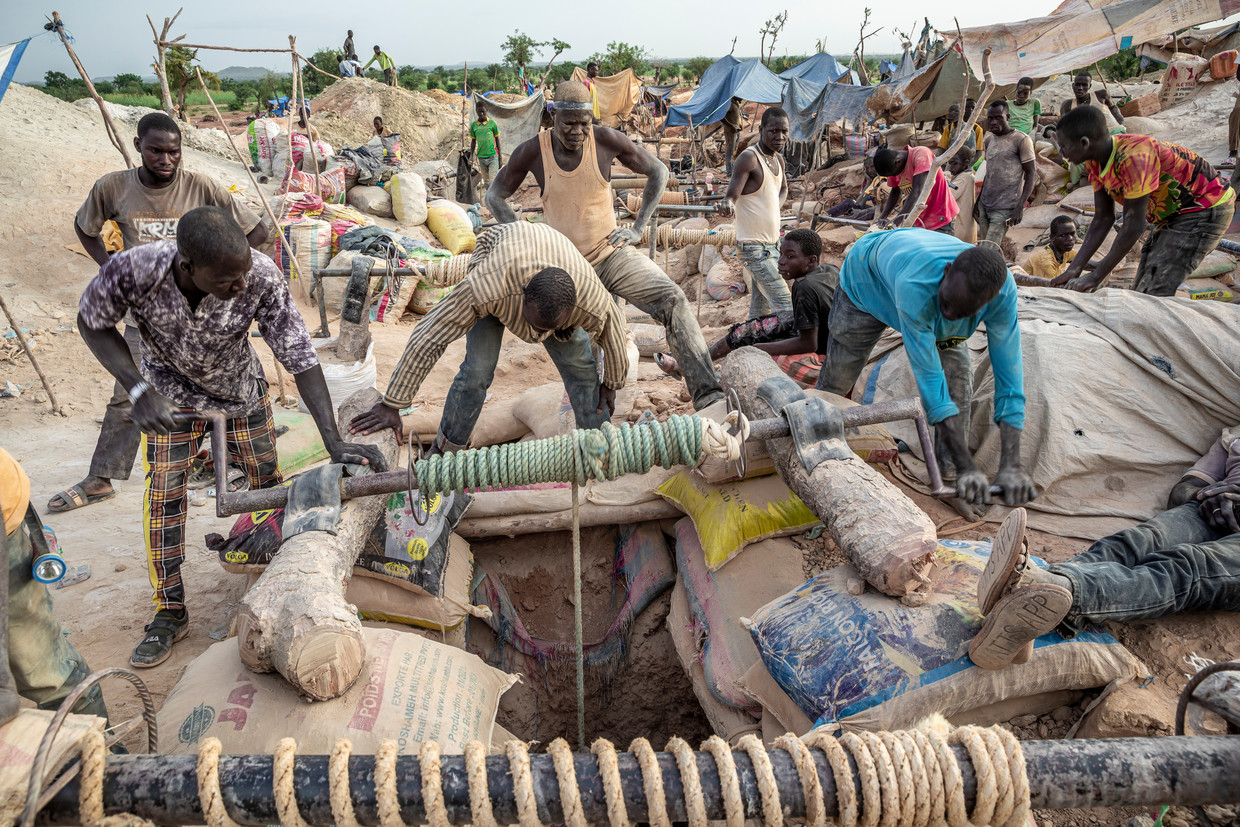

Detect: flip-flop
[654, 352, 682, 378]
[46, 484, 116, 513]
[968, 583, 1072, 670]
[977, 507, 1028, 615]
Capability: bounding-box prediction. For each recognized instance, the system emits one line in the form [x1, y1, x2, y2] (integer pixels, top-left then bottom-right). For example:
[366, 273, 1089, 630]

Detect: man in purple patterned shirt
[78, 206, 385, 668]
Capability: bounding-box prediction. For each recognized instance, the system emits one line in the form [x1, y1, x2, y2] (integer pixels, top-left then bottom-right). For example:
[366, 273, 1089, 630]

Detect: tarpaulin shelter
[781, 77, 878, 141]
[872, 50, 1037, 122]
[951, 0, 1240, 84]
[778, 53, 861, 86]
[471, 90, 545, 161]
[664, 57, 786, 128]
[1138, 21, 1240, 68]
[570, 66, 641, 126]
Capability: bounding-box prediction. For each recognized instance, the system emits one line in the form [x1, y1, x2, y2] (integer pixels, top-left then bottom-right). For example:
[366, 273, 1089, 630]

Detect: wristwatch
[128, 380, 151, 405]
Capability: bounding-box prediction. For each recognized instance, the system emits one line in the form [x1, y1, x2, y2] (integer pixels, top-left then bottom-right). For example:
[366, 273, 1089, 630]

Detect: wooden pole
[154, 41, 291, 53]
[797, 127, 821, 222]
[51, 12, 134, 168]
[0, 291, 64, 416]
[146, 10, 182, 118]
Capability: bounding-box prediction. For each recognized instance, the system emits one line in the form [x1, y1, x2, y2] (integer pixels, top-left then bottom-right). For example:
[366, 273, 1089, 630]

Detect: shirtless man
[720, 106, 793, 319]
[486, 81, 723, 409]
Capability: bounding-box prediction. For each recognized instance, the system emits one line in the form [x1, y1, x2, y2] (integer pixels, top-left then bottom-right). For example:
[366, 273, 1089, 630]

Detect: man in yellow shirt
[1026, 215, 1079, 278]
[1, 447, 109, 726]
[937, 102, 984, 158]
[363, 45, 397, 87]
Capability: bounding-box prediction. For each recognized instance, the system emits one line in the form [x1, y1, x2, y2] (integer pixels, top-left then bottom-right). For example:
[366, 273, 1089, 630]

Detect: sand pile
[310, 78, 463, 163]
[71, 98, 240, 160]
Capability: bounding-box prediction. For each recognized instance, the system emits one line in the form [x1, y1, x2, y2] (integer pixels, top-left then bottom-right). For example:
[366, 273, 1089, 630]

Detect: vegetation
[1071, 48, 1142, 83]
[587, 42, 651, 76]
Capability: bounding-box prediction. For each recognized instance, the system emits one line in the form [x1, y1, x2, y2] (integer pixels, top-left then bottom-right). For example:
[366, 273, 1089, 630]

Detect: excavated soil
[310, 78, 464, 162]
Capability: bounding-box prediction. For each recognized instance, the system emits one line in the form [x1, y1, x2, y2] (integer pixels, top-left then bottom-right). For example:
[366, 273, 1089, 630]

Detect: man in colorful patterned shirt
[1052, 105, 1235, 296]
[77, 206, 385, 668]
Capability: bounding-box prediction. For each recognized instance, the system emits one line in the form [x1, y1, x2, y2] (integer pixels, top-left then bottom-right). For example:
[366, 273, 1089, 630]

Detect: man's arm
[1061, 193, 1147, 291]
[494, 125, 503, 160]
[291, 365, 386, 470]
[1097, 88, 1125, 125]
[605, 129, 669, 245]
[756, 327, 817, 356]
[1009, 159, 1038, 226]
[485, 137, 540, 223]
[78, 310, 179, 435]
[897, 171, 927, 218]
[983, 289, 1034, 505]
[75, 222, 110, 267]
[246, 222, 268, 249]
[1051, 188, 1118, 287]
[720, 151, 755, 216]
[878, 185, 900, 220]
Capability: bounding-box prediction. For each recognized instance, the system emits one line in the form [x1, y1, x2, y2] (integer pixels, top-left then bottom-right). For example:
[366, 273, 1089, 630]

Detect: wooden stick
[293, 52, 341, 82]
[797, 129, 821, 221]
[0, 290, 64, 416]
[51, 12, 133, 168]
[156, 40, 292, 53]
[146, 9, 183, 118]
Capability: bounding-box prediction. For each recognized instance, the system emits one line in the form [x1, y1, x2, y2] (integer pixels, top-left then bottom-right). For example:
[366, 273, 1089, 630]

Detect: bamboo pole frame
[51, 12, 133, 167]
[145, 10, 183, 118]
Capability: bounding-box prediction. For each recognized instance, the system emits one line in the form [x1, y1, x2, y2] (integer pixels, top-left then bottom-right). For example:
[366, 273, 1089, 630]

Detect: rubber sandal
[968, 583, 1071, 670]
[226, 467, 250, 493]
[46, 483, 116, 513]
[977, 507, 1027, 614]
[653, 352, 682, 378]
[130, 610, 190, 668]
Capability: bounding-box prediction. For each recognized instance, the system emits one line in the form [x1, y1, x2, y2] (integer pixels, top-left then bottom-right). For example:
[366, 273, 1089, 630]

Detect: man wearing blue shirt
[815, 228, 1033, 516]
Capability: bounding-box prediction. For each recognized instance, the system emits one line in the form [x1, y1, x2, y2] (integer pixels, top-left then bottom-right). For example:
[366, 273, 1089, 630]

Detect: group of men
[3, 71, 1237, 724]
[336, 29, 396, 86]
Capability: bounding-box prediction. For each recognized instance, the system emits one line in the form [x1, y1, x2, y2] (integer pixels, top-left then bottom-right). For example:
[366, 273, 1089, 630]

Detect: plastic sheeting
[665, 57, 787, 128]
[570, 66, 641, 126]
[778, 52, 861, 86]
[877, 51, 1033, 123]
[471, 90, 544, 161]
[781, 77, 878, 141]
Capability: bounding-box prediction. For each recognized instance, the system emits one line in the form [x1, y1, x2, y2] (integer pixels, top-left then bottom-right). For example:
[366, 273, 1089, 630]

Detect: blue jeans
[1052, 503, 1240, 634]
[738, 242, 793, 319]
[437, 316, 607, 449]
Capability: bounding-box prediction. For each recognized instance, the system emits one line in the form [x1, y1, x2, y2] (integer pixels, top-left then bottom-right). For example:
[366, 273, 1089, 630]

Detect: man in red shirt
[1052, 105, 1235, 296]
[873, 145, 959, 235]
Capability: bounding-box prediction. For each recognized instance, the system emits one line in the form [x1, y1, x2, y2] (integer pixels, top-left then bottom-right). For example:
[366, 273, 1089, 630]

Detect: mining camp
[3, 3, 1240, 826]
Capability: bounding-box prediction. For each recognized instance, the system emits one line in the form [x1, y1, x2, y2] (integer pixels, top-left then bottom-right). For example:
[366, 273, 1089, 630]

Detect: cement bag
[426, 200, 477, 254]
[246, 119, 281, 175]
[630, 323, 667, 356]
[1159, 53, 1211, 108]
[744, 539, 1148, 733]
[297, 140, 334, 172]
[299, 338, 377, 417]
[390, 172, 429, 227]
[157, 628, 518, 755]
[357, 491, 472, 592]
[321, 202, 373, 226]
[1189, 250, 1236, 281]
[706, 260, 747, 301]
[656, 471, 818, 571]
[1018, 203, 1070, 230]
[373, 274, 418, 324]
[1177, 278, 1236, 302]
[672, 517, 809, 713]
[411, 281, 452, 314]
[348, 185, 395, 219]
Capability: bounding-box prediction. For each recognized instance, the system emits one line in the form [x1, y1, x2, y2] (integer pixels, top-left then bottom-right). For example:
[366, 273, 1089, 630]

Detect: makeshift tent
[781, 77, 877, 141]
[471, 91, 545, 162]
[778, 53, 861, 87]
[952, 0, 1240, 84]
[872, 51, 1032, 123]
[1138, 22, 1240, 67]
[569, 66, 641, 127]
[665, 57, 786, 128]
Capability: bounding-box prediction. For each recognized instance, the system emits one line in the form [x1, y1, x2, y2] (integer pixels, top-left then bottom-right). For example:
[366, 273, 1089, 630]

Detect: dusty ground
[4, 77, 1240, 825]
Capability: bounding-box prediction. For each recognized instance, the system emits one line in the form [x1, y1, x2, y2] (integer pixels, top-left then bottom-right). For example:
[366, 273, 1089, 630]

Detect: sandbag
[1159, 53, 1211, 108]
[512, 336, 641, 437]
[273, 409, 329, 476]
[656, 471, 818, 571]
[411, 281, 452, 314]
[296, 139, 334, 172]
[1189, 250, 1236, 281]
[705, 260, 747, 301]
[246, 119, 281, 175]
[298, 338, 377, 417]
[426, 199, 477, 254]
[1019, 203, 1072, 230]
[320, 202, 373, 226]
[676, 216, 709, 277]
[274, 218, 332, 299]
[1177, 278, 1235, 302]
[279, 166, 347, 204]
[390, 172, 429, 227]
[156, 628, 517, 755]
[373, 274, 418, 324]
[358, 491, 471, 592]
[348, 185, 395, 219]
[698, 224, 736, 274]
[745, 539, 1148, 732]
[630, 323, 667, 357]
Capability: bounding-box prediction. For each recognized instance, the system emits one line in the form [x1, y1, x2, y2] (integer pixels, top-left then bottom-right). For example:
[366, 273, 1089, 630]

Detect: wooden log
[456, 499, 683, 538]
[234, 388, 398, 700]
[719, 347, 938, 599]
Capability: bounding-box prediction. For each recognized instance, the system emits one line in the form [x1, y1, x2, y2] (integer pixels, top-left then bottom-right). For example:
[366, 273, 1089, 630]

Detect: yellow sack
[426, 199, 477, 254]
[656, 472, 818, 571]
[101, 220, 123, 253]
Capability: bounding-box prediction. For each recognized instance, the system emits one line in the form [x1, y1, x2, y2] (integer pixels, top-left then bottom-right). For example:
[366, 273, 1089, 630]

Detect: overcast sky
[9, 0, 1065, 83]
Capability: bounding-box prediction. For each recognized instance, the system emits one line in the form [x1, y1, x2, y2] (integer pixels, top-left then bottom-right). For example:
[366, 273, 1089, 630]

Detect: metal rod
[35, 736, 1240, 826]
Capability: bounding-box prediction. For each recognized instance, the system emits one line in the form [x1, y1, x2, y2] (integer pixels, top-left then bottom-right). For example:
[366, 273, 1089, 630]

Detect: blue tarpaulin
[778, 53, 860, 87]
[665, 57, 786, 128]
[781, 76, 878, 141]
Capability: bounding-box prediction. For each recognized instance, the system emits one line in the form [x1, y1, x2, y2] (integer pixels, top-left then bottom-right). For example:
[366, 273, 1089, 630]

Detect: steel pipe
[34, 736, 1240, 826]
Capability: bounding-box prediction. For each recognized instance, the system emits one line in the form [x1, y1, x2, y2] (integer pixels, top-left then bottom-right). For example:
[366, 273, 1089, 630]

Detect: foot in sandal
[969, 583, 1072, 670]
[46, 476, 116, 513]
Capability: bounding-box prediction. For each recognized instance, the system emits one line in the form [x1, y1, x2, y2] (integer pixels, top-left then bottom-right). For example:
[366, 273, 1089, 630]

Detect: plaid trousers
[143, 399, 282, 612]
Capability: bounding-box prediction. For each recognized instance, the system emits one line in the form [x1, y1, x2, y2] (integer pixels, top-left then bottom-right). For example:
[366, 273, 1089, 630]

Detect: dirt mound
[310, 78, 463, 163]
[71, 98, 240, 160]
[421, 88, 462, 108]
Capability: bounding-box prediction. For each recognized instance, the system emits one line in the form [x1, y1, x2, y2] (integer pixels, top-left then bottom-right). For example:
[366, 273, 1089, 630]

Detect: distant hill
[218, 66, 280, 81]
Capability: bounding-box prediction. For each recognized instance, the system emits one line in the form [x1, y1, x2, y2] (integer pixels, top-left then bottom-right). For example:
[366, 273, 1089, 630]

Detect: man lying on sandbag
[77, 206, 385, 668]
[815, 227, 1034, 520]
[349, 222, 630, 454]
[970, 426, 1240, 669]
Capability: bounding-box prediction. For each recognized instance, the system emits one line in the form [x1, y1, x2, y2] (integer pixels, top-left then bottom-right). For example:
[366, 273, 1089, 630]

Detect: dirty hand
[1198, 483, 1240, 533]
[956, 469, 992, 505]
[131, 387, 179, 436]
[1095, 88, 1114, 106]
[327, 439, 388, 472]
[1007, 205, 1025, 227]
[1064, 274, 1102, 293]
[608, 226, 643, 248]
[348, 401, 402, 437]
[1049, 264, 1082, 288]
[597, 383, 616, 416]
[993, 465, 1036, 506]
[716, 199, 735, 217]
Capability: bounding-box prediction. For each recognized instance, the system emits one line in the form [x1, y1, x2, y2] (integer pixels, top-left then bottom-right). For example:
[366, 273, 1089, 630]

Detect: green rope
[414, 415, 706, 493]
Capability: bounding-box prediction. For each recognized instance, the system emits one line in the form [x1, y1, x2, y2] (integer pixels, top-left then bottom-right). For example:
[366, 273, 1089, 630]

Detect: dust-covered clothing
[538, 128, 617, 266]
[78, 240, 318, 417]
[980, 130, 1036, 210]
[723, 98, 743, 131]
[951, 170, 978, 244]
[1026, 245, 1077, 278]
[75, 168, 260, 252]
[381, 222, 630, 408]
[1131, 200, 1235, 296]
[1007, 98, 1043, 135]
[976, 205, 1015, 247]
[339, 59, 361, 77]
[1086, 134, 1235, 226]
[470, 119, 500, 159]
[343, 34, 355, 60]
[887, 145, 959, 231]
[91, 325, 143, 481]
[723, 263, 840, 355]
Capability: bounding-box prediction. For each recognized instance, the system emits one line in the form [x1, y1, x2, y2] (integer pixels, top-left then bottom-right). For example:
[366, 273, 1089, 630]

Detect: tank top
[734, 146, 784, 244]
[539, 129, 617, 266]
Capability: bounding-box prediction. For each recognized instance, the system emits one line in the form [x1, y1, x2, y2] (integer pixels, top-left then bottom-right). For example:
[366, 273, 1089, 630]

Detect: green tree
[112, 72, 143, 92]
[160, 46, 217, 114]
[43, 70, 70, 89]
[94, 79, 115, 95]
[427, 73, 443, 90]
[657, 63, 684, 82]
[686, 56, 715, 82]
[588, 42, 651, 76]
[502, 30, 544, 75]
[300, 48, 339, 95]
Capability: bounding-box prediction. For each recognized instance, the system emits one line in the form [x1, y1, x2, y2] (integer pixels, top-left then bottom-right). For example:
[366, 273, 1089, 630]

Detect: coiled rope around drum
[420, 255, 473, 287]
[74, 724, 1030, 827]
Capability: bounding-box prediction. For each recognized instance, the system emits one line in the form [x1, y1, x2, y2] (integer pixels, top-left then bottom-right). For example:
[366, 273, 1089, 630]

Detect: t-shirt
[339, 59, 361, 77]
[1025, 245, 1077, 278]
[1007, 98, 1043, 135]
[363, 51, 395, 72]
[1086, 134, 1236, 226]
[938, 121, 984, 152]
[791, 263, 840, 354]
[0, 446, 30, 536]
[76, 168, 260, 252]
[887, 145, 960, 231]
[980, 130, 1036, 210]
[840, 228, 1024, 428]
[469, 119, 500, 158]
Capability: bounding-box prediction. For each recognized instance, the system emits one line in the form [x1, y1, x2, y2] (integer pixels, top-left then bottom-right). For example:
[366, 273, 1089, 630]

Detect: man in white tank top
[486, 81, 724, 410]
[721, 107, 793, 319]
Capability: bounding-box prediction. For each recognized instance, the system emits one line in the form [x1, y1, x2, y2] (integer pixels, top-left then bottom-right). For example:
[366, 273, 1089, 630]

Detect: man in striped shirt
[349, 222, 630, 454]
